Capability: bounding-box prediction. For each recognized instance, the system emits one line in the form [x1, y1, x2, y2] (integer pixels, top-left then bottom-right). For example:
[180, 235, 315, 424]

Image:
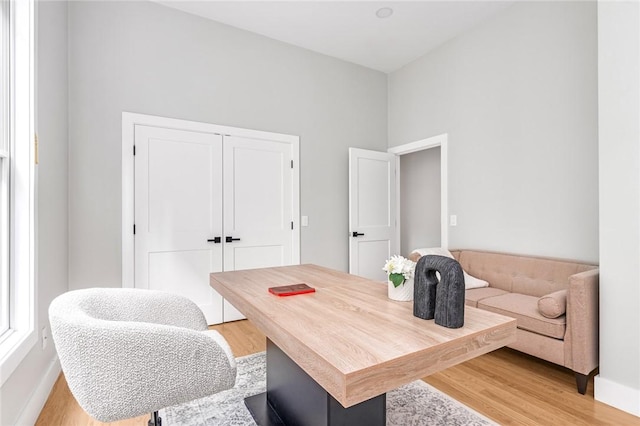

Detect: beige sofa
[409, 249, 599, 394]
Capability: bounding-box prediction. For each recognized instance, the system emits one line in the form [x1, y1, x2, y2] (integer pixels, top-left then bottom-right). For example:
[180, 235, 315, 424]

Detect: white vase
[387, 277, 414, 301]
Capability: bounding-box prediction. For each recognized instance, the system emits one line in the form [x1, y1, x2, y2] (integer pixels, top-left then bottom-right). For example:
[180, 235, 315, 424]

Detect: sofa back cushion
[451, 250, 596, 297]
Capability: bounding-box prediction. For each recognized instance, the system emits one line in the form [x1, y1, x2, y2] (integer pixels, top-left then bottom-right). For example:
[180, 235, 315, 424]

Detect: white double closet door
[134, 125, 297, 324]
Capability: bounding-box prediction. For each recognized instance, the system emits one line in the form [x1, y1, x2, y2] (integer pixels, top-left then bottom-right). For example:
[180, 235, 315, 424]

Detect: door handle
[207, 237, 221, 243]
[225, 236, 241, 243]
[352, 232, 365, 237]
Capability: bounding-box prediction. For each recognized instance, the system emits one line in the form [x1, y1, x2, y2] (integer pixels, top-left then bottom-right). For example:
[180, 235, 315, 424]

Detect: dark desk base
[244, 339, 386, 426]
[245, 393, 286, 426]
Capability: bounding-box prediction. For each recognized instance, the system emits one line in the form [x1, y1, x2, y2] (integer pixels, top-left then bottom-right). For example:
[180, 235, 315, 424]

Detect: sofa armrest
[566, 268, 599, 375]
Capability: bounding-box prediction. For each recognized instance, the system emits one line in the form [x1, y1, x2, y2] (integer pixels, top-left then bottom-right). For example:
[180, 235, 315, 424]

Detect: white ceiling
[157, 1, 514, 73]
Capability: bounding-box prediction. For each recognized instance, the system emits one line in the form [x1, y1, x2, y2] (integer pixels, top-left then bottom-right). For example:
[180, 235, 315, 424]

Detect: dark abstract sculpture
[413, 255, 465, 328]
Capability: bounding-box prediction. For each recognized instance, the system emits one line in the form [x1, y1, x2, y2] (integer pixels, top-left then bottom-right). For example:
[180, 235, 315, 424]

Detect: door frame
[387, 133, 448, 250]
[121, 112, 300, 288]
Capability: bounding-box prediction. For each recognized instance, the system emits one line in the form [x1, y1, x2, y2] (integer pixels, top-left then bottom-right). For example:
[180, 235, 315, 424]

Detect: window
[0, 0, 36, 385]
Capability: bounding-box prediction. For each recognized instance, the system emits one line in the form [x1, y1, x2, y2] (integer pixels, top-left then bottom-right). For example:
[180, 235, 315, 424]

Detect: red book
[268, 283, 316, 297]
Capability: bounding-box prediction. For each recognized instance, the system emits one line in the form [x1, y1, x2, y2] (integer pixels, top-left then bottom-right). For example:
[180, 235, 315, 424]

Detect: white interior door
[349, 148, 398, 282]
[134, 125, 224, 324]
[222, 135, 295, 321]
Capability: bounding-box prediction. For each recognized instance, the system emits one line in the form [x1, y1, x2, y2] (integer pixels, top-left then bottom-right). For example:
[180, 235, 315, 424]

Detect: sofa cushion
[456, 250, 596, 297]
[478, 293, 566, 339]
[538, 290, 567, 319]
[465, 287, 509, 307]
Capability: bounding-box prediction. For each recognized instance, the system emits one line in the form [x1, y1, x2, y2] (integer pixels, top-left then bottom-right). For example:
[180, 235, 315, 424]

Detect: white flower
[402, 261, 415, 279]
[382, 255, 416, 281]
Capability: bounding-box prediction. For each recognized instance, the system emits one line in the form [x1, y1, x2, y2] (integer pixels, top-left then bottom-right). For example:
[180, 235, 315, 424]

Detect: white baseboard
[15, 356, 61, 425]
[595, 374, 640, 417]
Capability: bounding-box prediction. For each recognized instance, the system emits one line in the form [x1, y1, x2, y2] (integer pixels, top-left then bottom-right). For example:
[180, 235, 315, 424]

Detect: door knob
[352, 232, 365, 237]
[207, 237, 221, 243]
[225, 236, 241, 243]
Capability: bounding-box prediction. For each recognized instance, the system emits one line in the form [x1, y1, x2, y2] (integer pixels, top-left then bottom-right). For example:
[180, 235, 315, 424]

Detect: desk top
[210, 264, 516, 407]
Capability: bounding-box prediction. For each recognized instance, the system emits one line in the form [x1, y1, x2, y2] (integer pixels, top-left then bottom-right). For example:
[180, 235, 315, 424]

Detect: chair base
[148, 411, 162, 426]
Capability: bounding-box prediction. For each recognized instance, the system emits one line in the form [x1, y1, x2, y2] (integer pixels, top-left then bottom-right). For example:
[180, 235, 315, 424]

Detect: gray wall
[0, 2, 69, 424]
[400, 147, 441, 256]
[67, 1, 387, 289]
[388, 1, 598, 263]
[596, 1, 640, 415]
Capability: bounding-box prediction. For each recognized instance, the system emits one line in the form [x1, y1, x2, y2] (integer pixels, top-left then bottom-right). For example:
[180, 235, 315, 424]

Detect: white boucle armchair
[49, 288, 237, 424]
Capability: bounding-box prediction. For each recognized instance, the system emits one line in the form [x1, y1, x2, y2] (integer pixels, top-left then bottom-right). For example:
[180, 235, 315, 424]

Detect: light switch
[450, 215, 457, 227]
[301, 216, 309, 227]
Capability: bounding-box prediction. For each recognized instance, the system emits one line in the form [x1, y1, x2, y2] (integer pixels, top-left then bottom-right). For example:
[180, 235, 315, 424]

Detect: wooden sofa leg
[575, 372, 589, 394]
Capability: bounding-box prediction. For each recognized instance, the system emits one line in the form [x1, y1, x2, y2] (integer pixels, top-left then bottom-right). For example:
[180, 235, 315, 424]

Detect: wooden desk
[210, 264, 516, 425]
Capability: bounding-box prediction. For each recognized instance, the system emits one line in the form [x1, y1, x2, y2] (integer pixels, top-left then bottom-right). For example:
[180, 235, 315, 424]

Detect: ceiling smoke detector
[376, 7, 394, 19]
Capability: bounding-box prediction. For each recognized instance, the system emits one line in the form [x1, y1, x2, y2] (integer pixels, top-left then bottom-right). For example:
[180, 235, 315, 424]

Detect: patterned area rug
[160, 352, 497, 426]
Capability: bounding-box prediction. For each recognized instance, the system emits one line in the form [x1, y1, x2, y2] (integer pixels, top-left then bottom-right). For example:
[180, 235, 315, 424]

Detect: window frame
[0, 0, 36, 386]
[0, 0, 9, 336]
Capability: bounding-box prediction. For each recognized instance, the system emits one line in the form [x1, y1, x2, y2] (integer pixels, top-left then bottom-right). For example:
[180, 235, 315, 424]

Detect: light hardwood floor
[36, 320, 639, 426]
